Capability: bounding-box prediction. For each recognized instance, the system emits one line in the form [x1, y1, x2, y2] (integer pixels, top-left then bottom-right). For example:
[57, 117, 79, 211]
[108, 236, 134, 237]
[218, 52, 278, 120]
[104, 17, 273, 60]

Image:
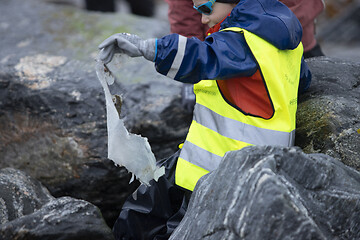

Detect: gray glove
[98, 33, 156, 64]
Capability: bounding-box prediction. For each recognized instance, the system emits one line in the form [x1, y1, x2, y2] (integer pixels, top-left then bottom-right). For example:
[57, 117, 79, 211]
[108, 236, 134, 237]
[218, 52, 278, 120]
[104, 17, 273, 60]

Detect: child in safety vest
[98, 0, 312, 239]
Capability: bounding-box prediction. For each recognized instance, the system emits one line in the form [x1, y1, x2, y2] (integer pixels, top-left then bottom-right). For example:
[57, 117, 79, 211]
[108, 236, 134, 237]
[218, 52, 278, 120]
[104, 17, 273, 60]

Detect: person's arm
[98, 31, 310, 92]
[155, 31, 258, 84]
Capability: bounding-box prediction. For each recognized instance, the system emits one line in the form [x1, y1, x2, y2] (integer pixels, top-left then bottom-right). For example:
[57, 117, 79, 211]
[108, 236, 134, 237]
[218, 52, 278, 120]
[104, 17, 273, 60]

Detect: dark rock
[0, 197, 114, 240]
[0, 168, 114, 240]
[48, 160, 140, 227]
[0, 168, 54, 225]
[121, 84, 192, 159]
[171, 146, 360, 240]
[297, 58, 360, 171]
[1, 0, 360, 234]
[0, 0, 176, 227]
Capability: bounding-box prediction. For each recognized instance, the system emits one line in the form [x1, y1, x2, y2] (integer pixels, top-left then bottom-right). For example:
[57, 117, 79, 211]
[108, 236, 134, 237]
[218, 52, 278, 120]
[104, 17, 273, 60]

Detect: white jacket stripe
[166, 35, 187, 79]
[180, 141, 223, 171]
[194, 103, 295, 147]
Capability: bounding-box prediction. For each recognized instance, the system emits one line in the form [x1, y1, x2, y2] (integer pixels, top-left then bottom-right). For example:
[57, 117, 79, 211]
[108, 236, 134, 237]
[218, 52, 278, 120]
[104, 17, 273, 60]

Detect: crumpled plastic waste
[95, 54, 164, 186]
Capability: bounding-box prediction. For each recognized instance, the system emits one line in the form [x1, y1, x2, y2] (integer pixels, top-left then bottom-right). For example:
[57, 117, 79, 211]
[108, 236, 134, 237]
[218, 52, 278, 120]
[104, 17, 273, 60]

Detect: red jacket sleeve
[280, 0, 324, 51]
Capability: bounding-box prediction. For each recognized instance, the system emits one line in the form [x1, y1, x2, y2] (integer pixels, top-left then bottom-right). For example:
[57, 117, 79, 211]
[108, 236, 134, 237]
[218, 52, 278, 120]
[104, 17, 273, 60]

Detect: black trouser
[113, 151, 191, 240]
[304, 44, 324, 59]
[85, 0, 155, 17]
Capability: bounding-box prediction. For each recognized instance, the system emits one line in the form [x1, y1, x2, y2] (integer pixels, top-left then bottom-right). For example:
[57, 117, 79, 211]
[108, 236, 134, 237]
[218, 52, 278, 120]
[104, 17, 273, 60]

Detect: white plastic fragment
[95, 55, 165, 186]
[129, 173, 135, 184]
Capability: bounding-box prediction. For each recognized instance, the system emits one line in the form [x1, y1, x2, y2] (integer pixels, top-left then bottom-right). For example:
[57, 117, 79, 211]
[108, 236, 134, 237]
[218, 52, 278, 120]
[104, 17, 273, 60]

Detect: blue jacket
[154, 0, 311, 93]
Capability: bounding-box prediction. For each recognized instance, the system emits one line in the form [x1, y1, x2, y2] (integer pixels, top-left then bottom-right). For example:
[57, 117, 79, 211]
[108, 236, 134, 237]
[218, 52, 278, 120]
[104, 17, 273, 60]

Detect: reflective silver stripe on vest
[166, 35, 187, 79]
[180, 141, 223, 171]
[194, 103, 295, 147]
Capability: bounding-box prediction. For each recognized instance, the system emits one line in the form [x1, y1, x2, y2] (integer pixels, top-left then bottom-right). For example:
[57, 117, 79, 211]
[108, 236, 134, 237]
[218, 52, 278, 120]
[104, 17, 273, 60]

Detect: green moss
[296, 98, 338, 153]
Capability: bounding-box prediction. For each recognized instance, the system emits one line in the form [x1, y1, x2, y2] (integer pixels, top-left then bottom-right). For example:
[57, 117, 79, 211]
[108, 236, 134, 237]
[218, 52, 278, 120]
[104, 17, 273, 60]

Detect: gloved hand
[181, 83, 195, 113]
[98, 33, 156, 64]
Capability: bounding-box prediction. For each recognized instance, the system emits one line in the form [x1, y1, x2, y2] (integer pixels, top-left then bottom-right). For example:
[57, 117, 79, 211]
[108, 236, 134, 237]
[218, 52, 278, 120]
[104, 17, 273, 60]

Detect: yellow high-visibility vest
[176, 28, 303, 191]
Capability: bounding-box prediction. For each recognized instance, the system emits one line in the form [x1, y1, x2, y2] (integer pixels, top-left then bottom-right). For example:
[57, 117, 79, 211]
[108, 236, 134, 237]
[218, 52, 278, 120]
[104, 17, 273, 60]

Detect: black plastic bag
[113, 151, 191, 240]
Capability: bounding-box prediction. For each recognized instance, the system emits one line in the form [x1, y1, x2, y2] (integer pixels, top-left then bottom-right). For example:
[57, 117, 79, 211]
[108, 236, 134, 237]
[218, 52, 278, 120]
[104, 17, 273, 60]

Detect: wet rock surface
[171, 146, 360, 240]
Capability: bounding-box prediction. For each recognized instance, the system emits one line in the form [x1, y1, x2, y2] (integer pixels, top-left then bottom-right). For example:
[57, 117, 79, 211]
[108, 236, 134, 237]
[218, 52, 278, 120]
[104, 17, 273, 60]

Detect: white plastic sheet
[96, 56, 164, 186]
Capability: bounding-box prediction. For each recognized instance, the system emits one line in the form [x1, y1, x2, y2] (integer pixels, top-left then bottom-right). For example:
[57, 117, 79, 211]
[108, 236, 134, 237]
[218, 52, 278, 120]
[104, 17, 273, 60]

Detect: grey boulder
[297, 57, 360, 171]
[171, 146, 360, 240]
[0, 168, 114, 240]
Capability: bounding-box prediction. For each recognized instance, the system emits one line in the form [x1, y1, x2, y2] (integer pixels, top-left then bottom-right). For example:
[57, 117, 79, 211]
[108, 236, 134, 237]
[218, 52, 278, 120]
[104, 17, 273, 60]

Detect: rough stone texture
[297, 57, 360, 171]
[1, 0, 360, 234]
[0, 0, 187, 227]
[0, 197, 114, 240]
[0, 168, 114, 240]
[0, 168, 54, 225]
[171, 146, 360, 240]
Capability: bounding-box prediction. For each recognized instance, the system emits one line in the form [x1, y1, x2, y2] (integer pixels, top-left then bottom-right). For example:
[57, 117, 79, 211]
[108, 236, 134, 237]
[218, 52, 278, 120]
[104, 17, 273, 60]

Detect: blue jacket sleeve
[154, 32, 258, 84]
[154, 32, 312, 94]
